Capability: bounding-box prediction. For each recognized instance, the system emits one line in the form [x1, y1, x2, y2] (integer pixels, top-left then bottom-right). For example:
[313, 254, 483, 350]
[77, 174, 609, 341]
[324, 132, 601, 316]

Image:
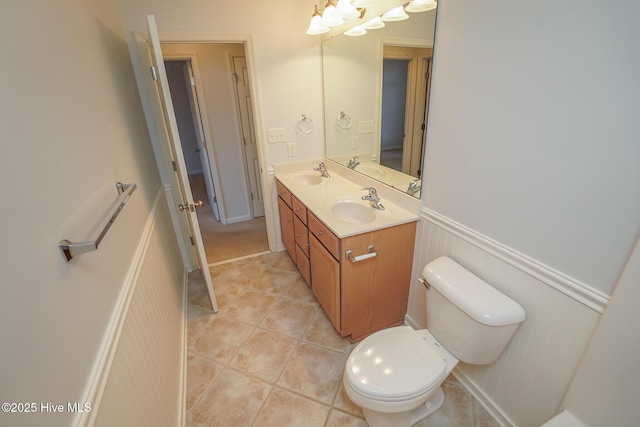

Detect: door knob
[178, 200, 203, 212]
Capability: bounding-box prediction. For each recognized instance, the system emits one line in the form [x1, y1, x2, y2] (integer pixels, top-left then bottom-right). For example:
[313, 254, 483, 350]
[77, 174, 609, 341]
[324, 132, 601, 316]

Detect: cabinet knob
[316, 230, 323, 236]
[296, 233, 301, 238]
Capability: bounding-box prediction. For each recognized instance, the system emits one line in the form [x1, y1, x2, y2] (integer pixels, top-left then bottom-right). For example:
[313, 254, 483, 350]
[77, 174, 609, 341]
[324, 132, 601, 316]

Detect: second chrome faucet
[362, 187, 385, 210]
[313, 161, 331, 178]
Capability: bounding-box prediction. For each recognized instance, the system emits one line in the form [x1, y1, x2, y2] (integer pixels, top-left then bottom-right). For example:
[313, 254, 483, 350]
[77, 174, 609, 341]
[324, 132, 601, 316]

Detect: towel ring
[297, 114, 313, 134]
[337, 111, 352, 129]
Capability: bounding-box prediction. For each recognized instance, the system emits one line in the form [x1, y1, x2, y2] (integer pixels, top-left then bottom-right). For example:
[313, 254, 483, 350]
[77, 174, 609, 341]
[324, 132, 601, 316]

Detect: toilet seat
[345, 326, 447, 402]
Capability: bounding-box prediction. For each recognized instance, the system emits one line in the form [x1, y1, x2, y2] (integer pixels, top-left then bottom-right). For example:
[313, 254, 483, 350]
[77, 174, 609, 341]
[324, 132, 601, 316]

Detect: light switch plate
[358, 120, 374, 134]
[267, 128, 287, 143]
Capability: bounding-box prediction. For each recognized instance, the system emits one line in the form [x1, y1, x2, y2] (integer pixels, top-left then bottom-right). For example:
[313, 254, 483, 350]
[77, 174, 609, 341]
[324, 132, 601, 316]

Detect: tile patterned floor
[186, 251, 500, 427]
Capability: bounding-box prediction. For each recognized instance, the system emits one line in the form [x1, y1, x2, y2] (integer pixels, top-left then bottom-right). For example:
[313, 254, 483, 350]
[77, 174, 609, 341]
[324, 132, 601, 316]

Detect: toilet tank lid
[423, 257, 525, 326]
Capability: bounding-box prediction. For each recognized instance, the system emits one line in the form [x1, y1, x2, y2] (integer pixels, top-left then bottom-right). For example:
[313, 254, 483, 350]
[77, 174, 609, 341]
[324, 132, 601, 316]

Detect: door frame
[128, 29, 276, 263]
[163, 53, 226, 224]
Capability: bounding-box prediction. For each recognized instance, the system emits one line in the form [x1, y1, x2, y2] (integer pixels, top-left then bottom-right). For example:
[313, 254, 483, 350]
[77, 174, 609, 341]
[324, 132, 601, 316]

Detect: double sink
[276, 166, 419, 238]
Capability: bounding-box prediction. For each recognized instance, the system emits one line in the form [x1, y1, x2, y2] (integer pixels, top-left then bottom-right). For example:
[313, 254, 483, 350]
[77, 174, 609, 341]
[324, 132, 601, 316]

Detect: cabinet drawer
[295, 244, 311, 286]
[292, 195, 307, 225]
[294, 215, 310, 258]
[276, 179, 292, 208]
[308, 212, 340, 261]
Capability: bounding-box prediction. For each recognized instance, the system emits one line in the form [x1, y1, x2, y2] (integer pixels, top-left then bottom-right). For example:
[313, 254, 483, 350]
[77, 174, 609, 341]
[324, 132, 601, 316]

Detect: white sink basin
[331, 201, 376, 224]
[290, 172, 323, 186]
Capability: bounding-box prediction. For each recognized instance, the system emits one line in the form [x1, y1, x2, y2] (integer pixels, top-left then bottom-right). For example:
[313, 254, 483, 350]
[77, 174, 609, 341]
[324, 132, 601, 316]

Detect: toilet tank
[423, 257, 525, 365]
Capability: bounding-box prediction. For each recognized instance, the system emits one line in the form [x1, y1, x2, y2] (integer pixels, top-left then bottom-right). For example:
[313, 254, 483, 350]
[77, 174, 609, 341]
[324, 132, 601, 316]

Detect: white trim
[178, 267, 189, 427]
[74, 187, 166, 427]
[422, 208, 609, 313]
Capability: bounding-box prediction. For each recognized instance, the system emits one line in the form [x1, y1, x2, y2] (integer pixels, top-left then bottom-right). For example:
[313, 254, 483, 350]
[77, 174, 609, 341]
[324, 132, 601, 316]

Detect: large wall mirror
[323, 8, 436, 197]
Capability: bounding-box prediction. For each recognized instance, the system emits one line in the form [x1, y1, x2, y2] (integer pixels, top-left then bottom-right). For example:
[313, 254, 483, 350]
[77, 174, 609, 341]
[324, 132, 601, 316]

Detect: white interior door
[232, 55, 264, 218]
[183, 61, 221, 222]
[140, 15, 218, 312]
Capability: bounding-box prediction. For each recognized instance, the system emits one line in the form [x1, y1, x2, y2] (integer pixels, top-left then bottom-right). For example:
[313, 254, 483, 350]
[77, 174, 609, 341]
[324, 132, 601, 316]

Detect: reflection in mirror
[322, 8, 436, 197]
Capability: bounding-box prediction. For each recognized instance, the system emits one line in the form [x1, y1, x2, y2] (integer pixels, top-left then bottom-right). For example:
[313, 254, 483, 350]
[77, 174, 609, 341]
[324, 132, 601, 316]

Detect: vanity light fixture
[405, 0, 437, 13]
[362, 16, 385, 30]
[335, 0, 361, 19]
[381, 5, 410, 21]
[344, 25, 367, 36]
[322, 0, 345, 27]
[306, 5, 330, 35]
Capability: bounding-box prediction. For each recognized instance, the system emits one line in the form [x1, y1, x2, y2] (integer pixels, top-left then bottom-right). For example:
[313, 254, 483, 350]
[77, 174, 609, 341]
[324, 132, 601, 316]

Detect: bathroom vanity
[275, 160, 419, 342]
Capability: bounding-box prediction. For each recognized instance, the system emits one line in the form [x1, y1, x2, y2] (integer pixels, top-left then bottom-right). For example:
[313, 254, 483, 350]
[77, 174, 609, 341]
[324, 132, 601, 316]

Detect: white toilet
[343, 256, 526, 427]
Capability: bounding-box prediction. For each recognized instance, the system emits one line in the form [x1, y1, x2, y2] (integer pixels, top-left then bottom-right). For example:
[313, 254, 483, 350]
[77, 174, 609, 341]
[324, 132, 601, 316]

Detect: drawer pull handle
[346, 245, 378, 263]
[316, 230, 323, 236]
[296, 233, 302, 238]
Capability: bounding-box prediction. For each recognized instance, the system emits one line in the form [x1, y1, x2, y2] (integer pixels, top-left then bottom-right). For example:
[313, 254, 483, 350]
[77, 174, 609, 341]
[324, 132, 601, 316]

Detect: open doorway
[380, 46, 432, 178]
[162, 43, 269, 265]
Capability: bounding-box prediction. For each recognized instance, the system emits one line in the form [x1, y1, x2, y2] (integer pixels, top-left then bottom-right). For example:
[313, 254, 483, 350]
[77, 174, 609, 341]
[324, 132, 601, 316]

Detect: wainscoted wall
[406, 209, 606, 427]
[78, 189, 186, 426]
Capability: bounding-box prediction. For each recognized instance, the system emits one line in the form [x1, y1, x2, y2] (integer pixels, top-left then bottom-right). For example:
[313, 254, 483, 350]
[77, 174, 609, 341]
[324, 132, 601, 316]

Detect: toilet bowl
[343, 326, 459, 427]
[343, 257, 526, 427]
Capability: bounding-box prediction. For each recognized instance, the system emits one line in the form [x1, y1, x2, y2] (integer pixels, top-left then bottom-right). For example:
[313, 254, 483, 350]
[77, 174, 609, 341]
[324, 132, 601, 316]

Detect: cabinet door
[310, 234, 341, 333]
[341, 222, 417, 340]
[278, 197, 295, 260]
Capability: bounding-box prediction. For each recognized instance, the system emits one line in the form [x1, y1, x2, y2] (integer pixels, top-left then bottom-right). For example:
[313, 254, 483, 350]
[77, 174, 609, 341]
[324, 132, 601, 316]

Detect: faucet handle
[362, 187, 377, 195]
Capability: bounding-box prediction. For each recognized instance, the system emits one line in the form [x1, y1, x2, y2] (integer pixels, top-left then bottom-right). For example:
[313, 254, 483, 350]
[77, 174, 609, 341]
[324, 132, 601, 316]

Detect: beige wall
[0, 0, 171, 426]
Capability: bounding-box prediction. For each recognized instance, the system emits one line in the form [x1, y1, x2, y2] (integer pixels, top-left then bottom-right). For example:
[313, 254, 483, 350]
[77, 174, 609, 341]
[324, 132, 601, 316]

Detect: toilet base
[361, 386, 445, 427]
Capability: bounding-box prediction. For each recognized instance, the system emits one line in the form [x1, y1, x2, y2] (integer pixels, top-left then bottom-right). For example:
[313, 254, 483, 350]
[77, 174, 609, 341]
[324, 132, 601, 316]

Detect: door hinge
[190, 236, 195, 246]
[172, 161, 177, 171]
[190, 76, 196, 86]
[213, 196, 217, 203]
[150, 66, 158, 81]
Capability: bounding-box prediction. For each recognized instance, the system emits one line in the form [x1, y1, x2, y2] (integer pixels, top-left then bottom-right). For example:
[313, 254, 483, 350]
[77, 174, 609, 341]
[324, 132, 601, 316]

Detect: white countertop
[274, 159, 420, 238]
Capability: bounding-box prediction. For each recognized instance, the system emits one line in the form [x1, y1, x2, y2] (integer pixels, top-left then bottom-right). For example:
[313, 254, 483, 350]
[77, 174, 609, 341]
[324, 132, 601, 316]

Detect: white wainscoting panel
[80, 189, 186, 426]
[406, 209, 604, 427]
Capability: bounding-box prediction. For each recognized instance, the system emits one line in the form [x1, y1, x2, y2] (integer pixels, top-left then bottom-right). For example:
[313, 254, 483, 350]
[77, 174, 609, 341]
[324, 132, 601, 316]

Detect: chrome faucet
[407, 179, 421, 196]
[362, 187, 385, 210]
[347, 156, 360, 169]
[313, 161, 330, 178]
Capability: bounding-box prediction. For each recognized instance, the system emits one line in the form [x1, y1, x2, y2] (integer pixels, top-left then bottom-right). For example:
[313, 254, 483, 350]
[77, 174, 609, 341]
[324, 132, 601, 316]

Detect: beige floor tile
[188, 368, 271, 427]
[230, 329, 297, 383]
[304, 310, 354, 354]
[325, 409, 368, 427]
[419, 380, 475, 427]
[224, 289, 279, 325]
[188, 316, 255, 363]
[260, 298, 319, 339]
[187, 251, 503, 427]
[278, 342, 347, 405]
[250, 267, 301, 295]
[332, 384, 364, 418]
[254, 387, 330, 427]
[282, 276, 317, 304]
[186, 352, 224, 411]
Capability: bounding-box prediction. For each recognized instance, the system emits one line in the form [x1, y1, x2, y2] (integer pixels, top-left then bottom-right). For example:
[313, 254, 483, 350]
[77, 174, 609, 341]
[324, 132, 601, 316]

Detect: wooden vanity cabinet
[276, 178, 416, 341]
[308, 211, 417, 342]
[277, 179, 311, 286]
